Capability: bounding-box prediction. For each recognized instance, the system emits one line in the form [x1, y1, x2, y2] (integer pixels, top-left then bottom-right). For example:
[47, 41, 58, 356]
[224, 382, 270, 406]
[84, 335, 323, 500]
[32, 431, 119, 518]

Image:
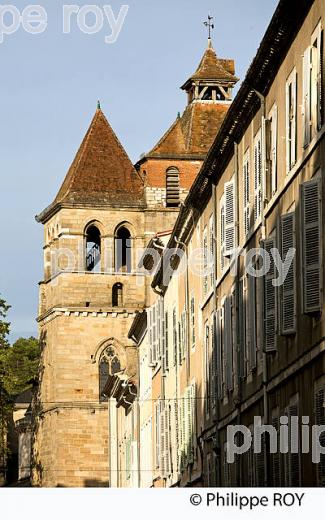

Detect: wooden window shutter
[209, 215, 214, 287]
[271, 412, 281, 486]
[217, 308, 224, 398]
[155, 401, 160, 468]
[224, 296, 233, 391]
[210, 318, 217, 412]
[173, 398, 180, 473]
[181, 391, 186, 470]
[254, 132, 262, 222]
[264, 237, 277, 352]
[271, 106, 278, 195]
[247, 274, 257, 368]
[238, 278, 246, 378]
[220, 202, 225, 270]
[315, 382, 325, 485]
[243, 154, 250, 236]
[152, 303, 157, 364]
[160, 400, 166, 476]
[164, 310, 169, 371]
[164, 405, 171, 476]
[288, 398, 301, 486]
[203, 226, 208, 296]
[178, 320, 182, 365]
[166, 167, 180, 207]
[224, 179, 236, 256]
[301, 179, 322, 313]
[280, 212, 296, 334]
[291, 71, 297, 168]
[172, 307, 177, 365]
[148, 306, 154, 366]
[317, 29, 324, 130]
[303, 47, 312, 146]
[191, 296, 195, 348]
[205, 323, 210, 416]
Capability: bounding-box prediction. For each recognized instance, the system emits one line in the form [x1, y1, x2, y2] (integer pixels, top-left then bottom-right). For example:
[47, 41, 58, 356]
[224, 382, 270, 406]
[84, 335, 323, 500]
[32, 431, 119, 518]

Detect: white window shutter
[203, 226, 208, 296]
[317, 29, 323, 130]
[271, 106, 278, 195]
[243, 155, 250, 236]
[303, 47, 311, 146]
[224, 179, 236, 256]
[209, 215, 214, 287]
[148, 306, 154, 366]
[220, 202, 225, 269]
[164, 406, 171, 476]
[264, 237, 277, 351]
[302, 179, 322, 313]
[281, 213, 296, 334]
[254, 132, 262, 221]
[291, 71, 297, 167]
[160, 401, 166, 476]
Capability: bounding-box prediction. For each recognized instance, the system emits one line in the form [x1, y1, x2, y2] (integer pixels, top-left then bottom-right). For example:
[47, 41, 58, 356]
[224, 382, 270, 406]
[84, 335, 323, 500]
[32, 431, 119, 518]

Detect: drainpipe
[254, 88, 269, 487]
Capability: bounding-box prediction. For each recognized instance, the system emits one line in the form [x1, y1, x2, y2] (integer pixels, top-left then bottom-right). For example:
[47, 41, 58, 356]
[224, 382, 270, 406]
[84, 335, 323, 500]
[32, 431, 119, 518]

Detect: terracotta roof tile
[148, 102, 229, 158]
[37, 109, 144, 221]
[181, 42, 238, 88]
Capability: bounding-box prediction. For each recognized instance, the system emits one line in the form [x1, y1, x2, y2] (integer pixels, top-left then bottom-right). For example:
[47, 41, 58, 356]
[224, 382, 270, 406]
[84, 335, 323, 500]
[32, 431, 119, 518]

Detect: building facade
[121, 0, 325, 488]
[32, 42, 235, 487]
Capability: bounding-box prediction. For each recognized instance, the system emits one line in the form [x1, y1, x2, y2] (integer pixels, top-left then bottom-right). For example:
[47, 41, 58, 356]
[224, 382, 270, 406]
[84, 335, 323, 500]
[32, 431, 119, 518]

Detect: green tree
[0, 296, 40, 481]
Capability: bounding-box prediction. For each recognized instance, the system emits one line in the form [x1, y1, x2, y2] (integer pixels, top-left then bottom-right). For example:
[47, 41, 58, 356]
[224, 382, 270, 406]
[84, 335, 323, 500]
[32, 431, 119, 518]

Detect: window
[266, 105, 278, 198]
[173, 307, 177, 366]
[301, 177, 322, 313]
[112, 283, 123, 307]
[303, 23, 323, 146]
[247, 272, 257, 370]
[115, 226, 132, 273]
[99, 346, 121, 401]
[254, 130, 262, 222]
[85, 225, 101, 272]
[148, 299, 164, 367]
[286, 69, 297, 171]
[243, 149, 250, 236]
[166, 167, 180, 207]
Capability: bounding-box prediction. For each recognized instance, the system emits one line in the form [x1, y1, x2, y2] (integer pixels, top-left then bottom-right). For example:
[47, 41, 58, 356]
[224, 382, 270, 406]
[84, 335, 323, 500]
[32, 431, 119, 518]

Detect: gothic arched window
[112, 283, 123, 307]
[166, 167, 180, 207]
[86, 225, 101, 272]
[115, 226, 132, 273]
[99, 346, 121, 401]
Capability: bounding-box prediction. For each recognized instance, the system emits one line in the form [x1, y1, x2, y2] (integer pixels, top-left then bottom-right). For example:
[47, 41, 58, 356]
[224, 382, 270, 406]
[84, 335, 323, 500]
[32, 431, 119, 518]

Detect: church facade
[32, 40, 236, 487]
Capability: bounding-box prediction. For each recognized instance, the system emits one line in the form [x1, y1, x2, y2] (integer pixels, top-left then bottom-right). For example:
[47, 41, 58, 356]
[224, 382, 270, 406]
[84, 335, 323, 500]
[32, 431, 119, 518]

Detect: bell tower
[33, 106, 146, 487]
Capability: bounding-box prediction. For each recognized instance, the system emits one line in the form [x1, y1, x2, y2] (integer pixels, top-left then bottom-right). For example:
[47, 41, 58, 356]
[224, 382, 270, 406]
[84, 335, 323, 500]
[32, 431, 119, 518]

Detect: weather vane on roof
[204, 15, 214, 39]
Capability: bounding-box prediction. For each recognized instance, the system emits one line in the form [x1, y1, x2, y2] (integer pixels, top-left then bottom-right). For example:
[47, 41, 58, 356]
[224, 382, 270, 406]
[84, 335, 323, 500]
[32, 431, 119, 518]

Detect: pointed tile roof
[181, 39, 238, 90]
[147, 102, 229, 158]
[37, 108, 144, 222]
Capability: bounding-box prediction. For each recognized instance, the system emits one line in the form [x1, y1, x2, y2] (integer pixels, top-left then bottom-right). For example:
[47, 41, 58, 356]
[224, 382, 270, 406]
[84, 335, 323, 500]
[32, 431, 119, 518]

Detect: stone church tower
[32, 39, 237, 487]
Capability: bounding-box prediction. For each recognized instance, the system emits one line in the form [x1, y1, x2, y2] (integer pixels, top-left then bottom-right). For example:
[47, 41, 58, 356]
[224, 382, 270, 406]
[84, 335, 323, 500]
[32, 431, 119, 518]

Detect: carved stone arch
[83, 219, 105, 237]
[91, 337, 127, 369]
[113, 220, 135, 237]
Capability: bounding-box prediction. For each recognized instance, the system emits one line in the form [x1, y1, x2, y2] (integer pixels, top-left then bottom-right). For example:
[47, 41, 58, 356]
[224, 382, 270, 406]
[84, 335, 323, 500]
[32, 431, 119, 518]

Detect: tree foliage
[0, 295, 40, 473]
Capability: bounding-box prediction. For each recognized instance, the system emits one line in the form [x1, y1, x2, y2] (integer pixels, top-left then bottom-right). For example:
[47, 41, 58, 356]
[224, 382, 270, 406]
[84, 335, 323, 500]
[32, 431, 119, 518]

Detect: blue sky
[0, 0, 278, 342]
